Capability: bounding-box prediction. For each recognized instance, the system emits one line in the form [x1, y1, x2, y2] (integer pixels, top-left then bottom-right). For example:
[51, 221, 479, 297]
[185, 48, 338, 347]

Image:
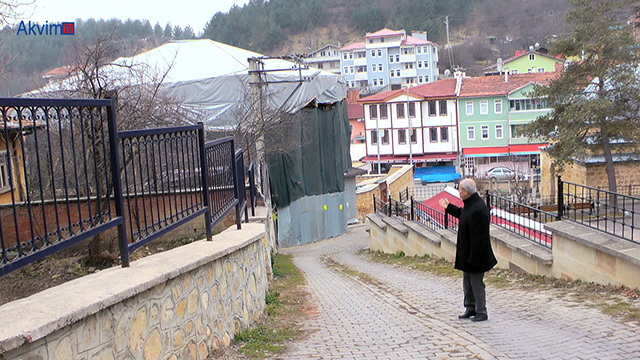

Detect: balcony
[400, 68, 417, 78]
[355, 72, 368, 81]
[354, 57, 367, 66]
[399, 54, 416, 63]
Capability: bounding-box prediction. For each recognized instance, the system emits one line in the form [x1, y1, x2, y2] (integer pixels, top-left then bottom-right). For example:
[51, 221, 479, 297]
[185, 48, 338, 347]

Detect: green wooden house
[483, 49, 565, 76]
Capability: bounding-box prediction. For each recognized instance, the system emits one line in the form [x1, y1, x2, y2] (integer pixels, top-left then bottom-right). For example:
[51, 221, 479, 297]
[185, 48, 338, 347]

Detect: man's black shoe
[470, 314, 488, 322]
[458, 309, 476, 319]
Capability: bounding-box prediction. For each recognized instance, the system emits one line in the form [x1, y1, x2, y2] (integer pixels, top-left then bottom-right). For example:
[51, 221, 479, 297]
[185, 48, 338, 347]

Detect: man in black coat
[439, 179, 497, 322]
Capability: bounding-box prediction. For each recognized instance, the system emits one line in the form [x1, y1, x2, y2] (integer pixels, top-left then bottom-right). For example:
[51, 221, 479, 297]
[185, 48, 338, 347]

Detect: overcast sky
[25, 0, 249, 35]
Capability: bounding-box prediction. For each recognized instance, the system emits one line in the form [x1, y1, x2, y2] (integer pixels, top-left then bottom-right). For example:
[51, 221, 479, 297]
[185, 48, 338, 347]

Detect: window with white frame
[429, 128, 438, 143]
[436, 101, 445, 116]
[466, 101, 474, 115]
[369, 105, 378, 119]
[425, 75, 429, 82]
[418, 76, 423, 83]
[410, 129, 417, 144]
[480, 100, 488, 115]
[405, 63, 414, 69]
[371, 50, 376, 57]
[396, 69, 400, 77]
[495, 125, 503, 139]
[343, 66, 348, 74]
[417, 47, 422, 54]
[378, 64, 383, 71]
[467, 126, 475, 140]
[417, 61, 422, 68]
[371, 130, 378, 144]
[373, 79, 378, 86]
[398, 129, 407, 144]
[379, 78, 384, 86]
[538, 68, 545, 73]
[390, 71, 395, 77]
[424, 46, 429, 54]
[529, 54, 535, 61]
[382, 129, 390, 145]
[428, 101, 437, 116]
[350, 66, 354, 73]
[389, 55, 394, 63]
[395, 54, 400, 62]
[397, 103, 405, 119]
[440, 127, 448, 142]
[510, 69, 519, 74]
[349, 53, 353, 59]
[424, 60, 429, 68]
[481, 125, 489, 140]
[371, 64, 376, 72]
[432, 46, 437, 54]
[494, 99, 502, 114]
[380, 104, 388, 119]
[377, 49, 382, 57]
[343, 53, 347, 60]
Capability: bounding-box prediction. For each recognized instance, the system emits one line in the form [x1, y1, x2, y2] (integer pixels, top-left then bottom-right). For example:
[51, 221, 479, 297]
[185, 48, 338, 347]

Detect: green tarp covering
[268, 100, 351, 208]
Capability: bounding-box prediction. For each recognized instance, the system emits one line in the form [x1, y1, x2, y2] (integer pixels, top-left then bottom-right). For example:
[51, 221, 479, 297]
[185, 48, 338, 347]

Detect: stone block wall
[0, 224, 268, 360]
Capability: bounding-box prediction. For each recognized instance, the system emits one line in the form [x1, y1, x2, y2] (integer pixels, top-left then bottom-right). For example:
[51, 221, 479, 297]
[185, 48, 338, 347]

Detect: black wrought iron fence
[248, 162, 257, 216]
[0, 98, 249, 276]
[486, 192, 554, 249]
[389, 197, 410, 220]
[398, 187, 410, 203]
[373, 195, 389, 216]
[559, 178, 638, 243]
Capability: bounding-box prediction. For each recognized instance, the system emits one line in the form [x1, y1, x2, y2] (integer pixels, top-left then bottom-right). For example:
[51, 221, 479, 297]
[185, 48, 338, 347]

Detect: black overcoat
[445, 192, 497, 273]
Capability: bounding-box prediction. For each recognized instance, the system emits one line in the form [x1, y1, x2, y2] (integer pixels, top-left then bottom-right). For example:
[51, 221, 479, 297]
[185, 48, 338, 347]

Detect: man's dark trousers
[463, 272, 486, 315]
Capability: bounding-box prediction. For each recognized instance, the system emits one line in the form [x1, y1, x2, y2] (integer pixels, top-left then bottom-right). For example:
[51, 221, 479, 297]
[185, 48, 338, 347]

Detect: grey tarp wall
[268, 100, 352, 247]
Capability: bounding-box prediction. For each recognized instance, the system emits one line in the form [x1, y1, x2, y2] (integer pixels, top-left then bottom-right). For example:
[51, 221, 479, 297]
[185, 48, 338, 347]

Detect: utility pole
[406, 86, 413, 165]
[376, 107, 381, 174]
[445, 16, 454, 71]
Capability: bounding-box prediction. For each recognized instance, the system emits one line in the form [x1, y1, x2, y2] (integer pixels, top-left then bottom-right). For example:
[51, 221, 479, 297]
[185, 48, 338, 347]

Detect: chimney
[346, 89, 360, 103]
[411, 31, 427, 41]
[504, 71, 509, 83]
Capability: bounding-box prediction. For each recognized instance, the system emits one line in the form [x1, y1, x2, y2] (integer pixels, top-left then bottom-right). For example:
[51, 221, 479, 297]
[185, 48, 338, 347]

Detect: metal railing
[486, 192, 554, 249]
[248, 162, 257, 216]
[374, 195, 458, 232]
[0, 98, 249, 276]
[398, 187, 410, 203]
[560, 178, 638, 243]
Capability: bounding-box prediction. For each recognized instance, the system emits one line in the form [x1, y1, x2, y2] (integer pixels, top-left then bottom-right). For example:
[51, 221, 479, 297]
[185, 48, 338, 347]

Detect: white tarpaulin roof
[28, 39, 346, 129]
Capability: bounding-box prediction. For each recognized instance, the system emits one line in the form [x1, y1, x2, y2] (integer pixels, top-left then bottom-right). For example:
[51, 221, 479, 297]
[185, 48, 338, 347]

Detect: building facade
[483, 49, 565, 76]
[359, 79, 458, 169]
[305, 44, 341, 75]
[339, 29, 439, 93]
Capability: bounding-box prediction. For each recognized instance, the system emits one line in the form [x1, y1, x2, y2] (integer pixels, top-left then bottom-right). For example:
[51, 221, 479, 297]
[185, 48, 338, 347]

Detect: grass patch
[322, 255, 384, 288]
[365, 250, 460, 278]
[210, 253, 308, 359]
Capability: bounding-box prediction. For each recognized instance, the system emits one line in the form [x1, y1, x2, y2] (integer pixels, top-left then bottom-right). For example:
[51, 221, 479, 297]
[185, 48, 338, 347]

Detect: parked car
[484, 167, 524, 181]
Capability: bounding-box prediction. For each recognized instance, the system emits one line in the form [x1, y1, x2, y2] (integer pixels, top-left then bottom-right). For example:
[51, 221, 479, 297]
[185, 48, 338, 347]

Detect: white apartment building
[339, 28, 439, 93]
[359, 78, 458, 165]
[304, 44, 341, 75]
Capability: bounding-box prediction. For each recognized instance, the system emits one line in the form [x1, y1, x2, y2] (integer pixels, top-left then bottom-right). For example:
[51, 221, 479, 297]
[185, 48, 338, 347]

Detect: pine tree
[163, 22, 172, 38]
[526, 0, 640, 194]
[154, 22, 163, 37]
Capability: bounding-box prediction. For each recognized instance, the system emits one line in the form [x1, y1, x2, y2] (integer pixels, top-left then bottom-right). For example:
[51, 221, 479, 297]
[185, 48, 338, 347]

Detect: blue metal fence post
[557, 175, 564, 220]
[197, 123, 213, 241]
[106, 100, 129, 267]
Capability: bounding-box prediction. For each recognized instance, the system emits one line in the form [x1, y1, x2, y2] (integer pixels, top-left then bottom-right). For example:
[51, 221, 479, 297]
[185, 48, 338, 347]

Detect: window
[440, 127, 449, 142]
[529, 54, 535, 61]
[349, 53, 353, 59]
[371, 130, 378, 144]
[417, 61, 422, 68]
[382, 129, 390, 145]
[418, 76, 423, 83]
[467, 126, 475, 141]
[466, 101, 474, 115]
[379, 78, 384, 86]
[494, 99, 502, 114]
[397, 103, 405, 119]
[398, 129, 407, 144]
[395, 55, 400, 62]
[373, 79, 378, 86]
[432, 46, 437, 54]
[538, 68, 545, 73]
[396, 69, 400, 77]
[410, 129, 417, 144]
[510, 69, 519, 74]
[481, 125, 489, 140]
[425, 75, 429, 82]
[428, 101, 437, 116]
[343, 66, 348, 74]
[380, 104, 388, 119]
[430, 128, 438, 143]
[424, 61, 429, 68]
[390, 71, 395, 77]
[511, 124, 526, 138]
[350, 66, 354, 74]
[417, 47, 422, 54]
[371, 64, 376, 72]
[377, 49, 382, 57]
[495, 125, 503, 139]
[0, 151, 9, 192]
[343, 53, 347, 60]
[510, 99, 548, 111]
[424, 46, 429, 54]
[389, 55, 394, 63]
[409, 102, 416, 117]
[369, 105, 378, 119]
[371, 50, 376, 57]
[369, 39, 374, 44]
[405, 63, 414, 69]
[439, 101, 447, 116]
[480, 100, 488, 115]
[378, 64, 383, 71]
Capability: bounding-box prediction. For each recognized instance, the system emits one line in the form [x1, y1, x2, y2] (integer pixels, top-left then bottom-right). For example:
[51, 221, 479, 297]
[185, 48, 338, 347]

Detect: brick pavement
[280, 225, 639, 359]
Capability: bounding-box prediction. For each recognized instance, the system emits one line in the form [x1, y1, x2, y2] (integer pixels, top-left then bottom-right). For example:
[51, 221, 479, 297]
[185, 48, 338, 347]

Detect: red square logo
[62, 22, 74, 35]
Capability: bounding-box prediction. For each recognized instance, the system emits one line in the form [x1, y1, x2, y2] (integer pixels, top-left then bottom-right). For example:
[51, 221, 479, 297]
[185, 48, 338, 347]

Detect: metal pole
[406, 87, 413, 165]
[376, 106, 381, 174]
[373, 194, 376, 213]
[557, 175, 563, 220]
[197, 123, 213, 241]
[106, 100, 129, 267]
[410, 196, 414, 221]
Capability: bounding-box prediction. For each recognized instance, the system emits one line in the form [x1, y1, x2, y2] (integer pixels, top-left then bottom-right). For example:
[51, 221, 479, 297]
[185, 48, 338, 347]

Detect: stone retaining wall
[0, 223, 268, 360]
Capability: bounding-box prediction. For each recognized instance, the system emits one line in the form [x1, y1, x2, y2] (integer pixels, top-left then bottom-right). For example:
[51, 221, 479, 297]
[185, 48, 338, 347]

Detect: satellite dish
[535, 42, 540, 48]
[529, 45, 534, 50]
[444, 69, 451, 77]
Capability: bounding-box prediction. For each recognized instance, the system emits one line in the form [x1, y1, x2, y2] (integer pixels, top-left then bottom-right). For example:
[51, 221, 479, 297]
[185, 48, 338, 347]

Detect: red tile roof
[458, 73, 558, 98]
[365, 28, 405, 38]
[43, 65, 76, 78]
[347, 103, 364, 119]
[358, 78, 457, 104]
[339, 42, 366, 51]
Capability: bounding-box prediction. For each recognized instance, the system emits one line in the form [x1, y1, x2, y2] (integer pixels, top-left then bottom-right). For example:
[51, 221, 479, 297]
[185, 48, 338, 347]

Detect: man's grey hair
[459, 179, 477, 194]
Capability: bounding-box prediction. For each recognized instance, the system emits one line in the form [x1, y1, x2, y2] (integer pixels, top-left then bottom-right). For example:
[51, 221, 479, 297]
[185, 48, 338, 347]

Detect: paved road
[280, 225, 640, 359]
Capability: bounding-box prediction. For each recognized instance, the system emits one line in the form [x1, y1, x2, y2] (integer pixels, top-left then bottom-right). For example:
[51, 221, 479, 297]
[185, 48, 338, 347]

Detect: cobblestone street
[280, 225, 640, 359]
